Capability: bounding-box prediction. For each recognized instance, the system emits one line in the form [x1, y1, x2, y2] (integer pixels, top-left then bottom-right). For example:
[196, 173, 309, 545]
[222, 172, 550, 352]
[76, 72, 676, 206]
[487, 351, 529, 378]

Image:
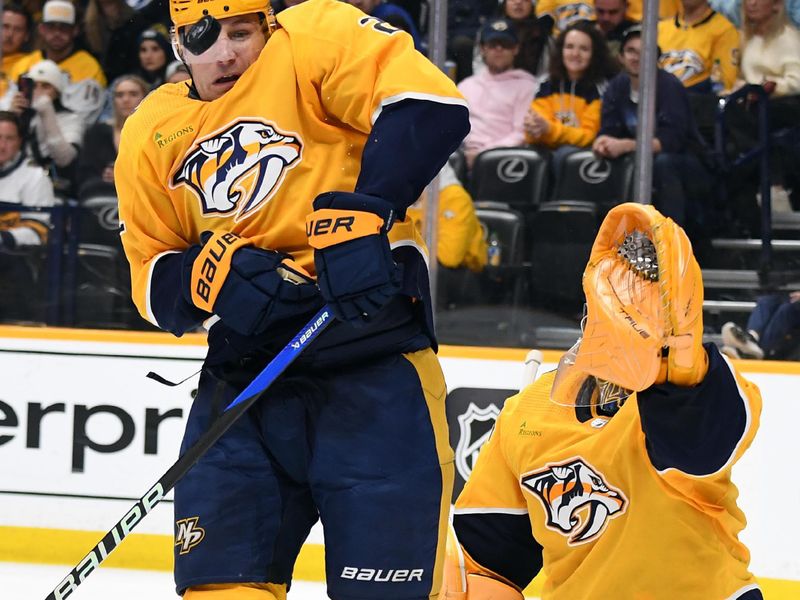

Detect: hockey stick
[45, 306, 333, 600]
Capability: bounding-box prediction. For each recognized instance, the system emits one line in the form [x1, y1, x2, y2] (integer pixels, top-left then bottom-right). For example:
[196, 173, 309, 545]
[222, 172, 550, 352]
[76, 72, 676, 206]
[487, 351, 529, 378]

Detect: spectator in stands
[595, 0, 639, 54]
[626, 0, 681, 21]
[346, 0, 423, 50]
[0, 110, 57, 321]
[165, 60, 191, 84]
[658, 0, 739, 93]
[721, 292, 800, 359]
[710, 0, 800, 26]
[77, 75, 148, 200]
[407, 163, 487, 307]
[83, 0, 151, 84]
[498, 0, 552, 77]
[14, 0, 107, 89]
[2, 4, 35, 95]
[732, 0, 800, 207]
[536, 0, 596, 37]
[594, 25, 712, 238]
[448, 0, 497, 81]
[524, 20, 614, 174]
[135, 29, 171, 88]
[458, 18, 538, 169]
[8, 60, 84, 188]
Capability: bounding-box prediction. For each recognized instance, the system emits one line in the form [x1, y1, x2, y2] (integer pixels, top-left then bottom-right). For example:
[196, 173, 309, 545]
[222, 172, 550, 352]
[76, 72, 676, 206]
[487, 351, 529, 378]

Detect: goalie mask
[550, 324, 632, 416]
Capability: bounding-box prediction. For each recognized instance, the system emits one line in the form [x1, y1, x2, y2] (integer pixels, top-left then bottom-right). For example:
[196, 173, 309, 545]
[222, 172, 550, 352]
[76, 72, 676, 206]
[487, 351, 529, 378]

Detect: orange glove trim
[190, 231, 251, 312]
[305, 208, 384, 249]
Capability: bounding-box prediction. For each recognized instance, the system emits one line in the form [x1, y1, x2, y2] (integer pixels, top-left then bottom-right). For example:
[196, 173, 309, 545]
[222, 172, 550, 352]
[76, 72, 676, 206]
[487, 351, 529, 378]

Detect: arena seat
[470, 147, 549, 216]
[528, 200, 600, 313]
[551, 151, 634, 211]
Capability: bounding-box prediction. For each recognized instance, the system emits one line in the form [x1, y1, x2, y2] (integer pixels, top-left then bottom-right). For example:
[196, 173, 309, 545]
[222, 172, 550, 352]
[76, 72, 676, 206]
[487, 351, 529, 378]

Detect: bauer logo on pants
[175, 516, 206, 554]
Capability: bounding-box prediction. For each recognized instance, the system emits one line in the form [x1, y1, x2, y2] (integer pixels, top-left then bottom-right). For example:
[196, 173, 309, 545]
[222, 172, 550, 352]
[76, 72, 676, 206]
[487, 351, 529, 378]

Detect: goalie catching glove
[552, 203, 708, 407]
[306, 191, 403, 326]
[182, 231, 324, 336]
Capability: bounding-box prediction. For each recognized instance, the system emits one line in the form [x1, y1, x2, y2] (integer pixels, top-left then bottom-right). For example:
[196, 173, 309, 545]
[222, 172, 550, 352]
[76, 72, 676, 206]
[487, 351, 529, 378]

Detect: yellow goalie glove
[552, 203, 708, 407]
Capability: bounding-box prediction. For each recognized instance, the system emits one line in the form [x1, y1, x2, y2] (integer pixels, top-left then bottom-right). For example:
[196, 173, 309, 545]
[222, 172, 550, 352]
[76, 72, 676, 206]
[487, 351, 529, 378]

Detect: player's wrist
[312, 191, 394, 229]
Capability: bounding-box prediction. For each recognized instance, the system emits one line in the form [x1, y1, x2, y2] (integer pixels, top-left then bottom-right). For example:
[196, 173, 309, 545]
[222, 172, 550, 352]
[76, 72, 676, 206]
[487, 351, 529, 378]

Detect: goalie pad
[552, 203, 707, 405]
[442, 523, 524, 600]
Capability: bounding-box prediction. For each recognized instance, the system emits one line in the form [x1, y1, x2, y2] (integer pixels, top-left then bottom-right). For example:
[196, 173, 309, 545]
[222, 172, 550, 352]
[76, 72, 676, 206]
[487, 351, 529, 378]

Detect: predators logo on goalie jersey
[520, 457, 627, 545]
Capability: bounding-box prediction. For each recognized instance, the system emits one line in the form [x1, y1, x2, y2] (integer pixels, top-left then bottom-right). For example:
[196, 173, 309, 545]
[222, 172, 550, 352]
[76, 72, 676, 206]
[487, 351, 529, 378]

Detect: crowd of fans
[0, 0, 799, 348]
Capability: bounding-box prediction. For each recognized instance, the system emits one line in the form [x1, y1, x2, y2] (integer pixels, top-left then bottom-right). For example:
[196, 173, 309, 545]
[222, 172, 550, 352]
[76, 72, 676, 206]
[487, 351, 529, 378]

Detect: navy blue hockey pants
[173, 347, 453, 599]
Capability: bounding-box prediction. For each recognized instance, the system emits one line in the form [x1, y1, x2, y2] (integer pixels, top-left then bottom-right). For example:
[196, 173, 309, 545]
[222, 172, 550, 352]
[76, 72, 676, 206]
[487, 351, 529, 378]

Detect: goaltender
[444, 203, 763, 600]
[115, 0, 469, 598]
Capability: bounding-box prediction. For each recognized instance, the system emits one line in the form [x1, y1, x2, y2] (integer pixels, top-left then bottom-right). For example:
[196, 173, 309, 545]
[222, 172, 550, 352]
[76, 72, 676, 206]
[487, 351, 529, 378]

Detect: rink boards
[0, 326, 799, 597]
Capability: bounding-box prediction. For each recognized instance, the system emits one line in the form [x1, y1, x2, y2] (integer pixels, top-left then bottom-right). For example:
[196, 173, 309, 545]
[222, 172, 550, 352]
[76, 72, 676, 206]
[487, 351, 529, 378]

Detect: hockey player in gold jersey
[115, 0, 470, 597]
[444, 203, 763, 599]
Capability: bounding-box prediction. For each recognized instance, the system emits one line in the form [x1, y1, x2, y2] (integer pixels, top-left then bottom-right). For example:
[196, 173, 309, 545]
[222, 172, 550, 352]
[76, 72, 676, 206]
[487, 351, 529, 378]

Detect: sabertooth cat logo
[175, 516, 205, 554]
[521, 458, 627, 545]
[172, 118, 302, 221]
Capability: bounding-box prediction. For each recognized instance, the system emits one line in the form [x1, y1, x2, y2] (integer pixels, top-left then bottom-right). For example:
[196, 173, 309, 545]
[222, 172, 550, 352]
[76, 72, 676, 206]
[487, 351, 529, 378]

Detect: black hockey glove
[182, 231, 324, 336]
[306, 191, 403, 326]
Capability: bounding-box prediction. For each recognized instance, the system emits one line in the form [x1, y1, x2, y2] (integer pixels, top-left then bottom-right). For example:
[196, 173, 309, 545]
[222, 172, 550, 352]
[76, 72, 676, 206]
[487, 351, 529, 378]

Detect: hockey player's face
[0, 121, 22, 164]
[183, 14, 266, 101]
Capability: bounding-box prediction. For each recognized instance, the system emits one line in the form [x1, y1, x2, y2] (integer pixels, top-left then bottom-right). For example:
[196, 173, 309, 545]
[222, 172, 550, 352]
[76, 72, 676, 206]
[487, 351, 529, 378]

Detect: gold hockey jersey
[454, 349, 762, 599]
[115, 0, 465, 327]
[536, 0, 596, 37]
[657, 9, 740, 90]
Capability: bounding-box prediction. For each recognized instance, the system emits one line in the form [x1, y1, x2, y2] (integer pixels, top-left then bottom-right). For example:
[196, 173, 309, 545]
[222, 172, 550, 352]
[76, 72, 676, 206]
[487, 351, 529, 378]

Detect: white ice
[0, 562, 328, 599]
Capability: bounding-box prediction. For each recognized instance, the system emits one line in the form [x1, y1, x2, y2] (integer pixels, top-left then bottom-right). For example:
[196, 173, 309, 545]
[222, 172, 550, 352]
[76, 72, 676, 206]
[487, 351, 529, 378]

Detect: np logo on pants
[175, 517, 206, 554]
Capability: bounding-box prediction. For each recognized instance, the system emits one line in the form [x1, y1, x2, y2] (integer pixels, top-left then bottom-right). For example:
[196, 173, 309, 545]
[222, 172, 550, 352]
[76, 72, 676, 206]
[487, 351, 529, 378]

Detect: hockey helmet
[170, 0, 272, 29]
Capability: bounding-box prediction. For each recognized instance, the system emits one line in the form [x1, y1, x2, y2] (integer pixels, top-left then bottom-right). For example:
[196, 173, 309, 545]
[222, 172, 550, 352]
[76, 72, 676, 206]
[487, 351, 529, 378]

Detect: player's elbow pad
[181, 231, 323, 336]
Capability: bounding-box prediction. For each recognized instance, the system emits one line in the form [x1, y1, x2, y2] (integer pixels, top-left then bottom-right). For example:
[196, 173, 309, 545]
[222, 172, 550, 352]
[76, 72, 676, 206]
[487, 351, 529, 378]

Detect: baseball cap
[26, 60, 68, 93]
[42, 0, 76, 25]
[479, 18, 518, 46]
[620, 25, 642, 49]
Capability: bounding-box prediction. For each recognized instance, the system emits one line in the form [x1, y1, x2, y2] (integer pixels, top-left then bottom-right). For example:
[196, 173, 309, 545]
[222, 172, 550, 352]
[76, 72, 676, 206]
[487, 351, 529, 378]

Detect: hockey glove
[306, 191, 403, 326]
[182, 231, 324, 336]
[570, 203, 707, 392]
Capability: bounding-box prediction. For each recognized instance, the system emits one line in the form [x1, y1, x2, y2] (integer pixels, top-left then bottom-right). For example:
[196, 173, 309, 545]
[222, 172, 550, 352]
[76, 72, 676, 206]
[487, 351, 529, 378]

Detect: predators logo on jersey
[521, 457, 627, 545]
[554, 3, 595, 33]
[172, 118, 303, 221]
[658, 50, 706, 84]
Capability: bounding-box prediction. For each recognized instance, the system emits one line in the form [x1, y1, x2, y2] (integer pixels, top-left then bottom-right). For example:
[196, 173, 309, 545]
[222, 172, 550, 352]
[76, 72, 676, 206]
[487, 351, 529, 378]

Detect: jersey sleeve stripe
[453, 507, 531, 515]
[390, 239, 429, 268]
[145, 249, 181, 328]
[371, 93, 469, 124]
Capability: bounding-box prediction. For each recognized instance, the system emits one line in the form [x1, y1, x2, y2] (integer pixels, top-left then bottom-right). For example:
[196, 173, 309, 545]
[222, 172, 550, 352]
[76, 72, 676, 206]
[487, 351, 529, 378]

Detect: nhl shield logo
[455, 403, 501, 482]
